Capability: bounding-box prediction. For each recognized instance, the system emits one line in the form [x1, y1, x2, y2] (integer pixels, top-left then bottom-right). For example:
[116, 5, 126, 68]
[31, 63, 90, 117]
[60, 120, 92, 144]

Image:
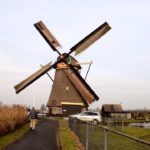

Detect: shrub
[0, 103, 28, 135]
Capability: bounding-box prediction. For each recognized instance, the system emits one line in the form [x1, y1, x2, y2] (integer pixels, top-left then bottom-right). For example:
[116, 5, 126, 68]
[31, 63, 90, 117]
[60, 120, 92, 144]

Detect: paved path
[5, 119, 61, 150]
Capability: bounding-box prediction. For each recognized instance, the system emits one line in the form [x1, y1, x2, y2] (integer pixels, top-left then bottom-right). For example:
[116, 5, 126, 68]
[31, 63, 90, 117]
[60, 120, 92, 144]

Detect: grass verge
[0, 123, 29, 150]
[58, 119, 84, 150]
[59, 120, 150, 150]
[115, 126, 150, 142]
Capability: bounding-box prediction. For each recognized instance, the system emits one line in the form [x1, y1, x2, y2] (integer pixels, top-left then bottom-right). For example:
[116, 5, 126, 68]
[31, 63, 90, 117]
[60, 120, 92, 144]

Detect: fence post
[68, 116, 71, 130]
[86, 122, 89, 150]
[104, 127, 108, 150]
[73, 119, 76, 132]
[121, 119, 124, 131]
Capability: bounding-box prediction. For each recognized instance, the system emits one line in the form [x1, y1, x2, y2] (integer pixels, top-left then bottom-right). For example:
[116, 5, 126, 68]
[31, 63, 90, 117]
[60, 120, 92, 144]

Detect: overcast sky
[0, 1, 150, 110]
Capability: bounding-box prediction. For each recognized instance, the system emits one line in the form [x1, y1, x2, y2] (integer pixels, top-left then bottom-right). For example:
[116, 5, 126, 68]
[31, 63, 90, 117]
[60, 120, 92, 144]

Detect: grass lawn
[59, 119, 150, 150]
[116, 126, 150, 142]
[0, 123, 29, 150]
[85, 125, 150, 150]
[92, 125, 150, 150]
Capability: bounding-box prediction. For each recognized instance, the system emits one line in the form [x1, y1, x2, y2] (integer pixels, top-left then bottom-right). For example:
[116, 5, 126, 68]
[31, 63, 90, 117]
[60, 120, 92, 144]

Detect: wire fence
[69, 117, 150, 150]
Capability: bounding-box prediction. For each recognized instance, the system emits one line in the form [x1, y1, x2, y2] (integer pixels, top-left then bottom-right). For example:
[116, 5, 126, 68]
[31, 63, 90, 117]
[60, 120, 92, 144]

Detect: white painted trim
[61, 102, 84, 106]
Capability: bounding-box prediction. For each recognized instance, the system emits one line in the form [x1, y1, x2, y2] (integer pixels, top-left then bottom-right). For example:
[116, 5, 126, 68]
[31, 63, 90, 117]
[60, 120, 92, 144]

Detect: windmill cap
[56, 53, 81, 69]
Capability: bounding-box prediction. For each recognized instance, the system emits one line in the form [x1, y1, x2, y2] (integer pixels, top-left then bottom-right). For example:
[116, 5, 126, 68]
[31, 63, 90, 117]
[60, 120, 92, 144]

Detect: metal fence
[69, 117, 150, 150]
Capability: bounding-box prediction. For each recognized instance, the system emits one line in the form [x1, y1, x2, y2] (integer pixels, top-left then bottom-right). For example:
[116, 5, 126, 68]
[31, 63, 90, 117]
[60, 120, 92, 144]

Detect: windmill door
[62, 105, 83, 116]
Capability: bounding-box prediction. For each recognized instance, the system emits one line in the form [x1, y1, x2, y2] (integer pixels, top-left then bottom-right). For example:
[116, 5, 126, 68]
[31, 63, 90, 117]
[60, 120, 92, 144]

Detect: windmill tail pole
[46, 72, 54, 82]
[40, 64, 53, 82]
[85, 61, 93, 80]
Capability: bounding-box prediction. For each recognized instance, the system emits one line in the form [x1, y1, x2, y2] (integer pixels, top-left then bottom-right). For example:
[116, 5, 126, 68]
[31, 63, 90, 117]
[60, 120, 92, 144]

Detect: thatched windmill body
[47, 55, 92, 116]
[14, 21, 111, 116]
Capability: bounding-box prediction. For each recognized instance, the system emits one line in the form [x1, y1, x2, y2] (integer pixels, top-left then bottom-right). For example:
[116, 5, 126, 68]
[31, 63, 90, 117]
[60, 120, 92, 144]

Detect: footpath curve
[5, 119, 61, 150]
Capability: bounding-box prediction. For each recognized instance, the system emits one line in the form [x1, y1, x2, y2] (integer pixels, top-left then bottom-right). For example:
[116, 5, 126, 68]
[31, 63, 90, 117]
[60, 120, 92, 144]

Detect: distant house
[101, 104, 131, 119]
[127, 110, 150, 120]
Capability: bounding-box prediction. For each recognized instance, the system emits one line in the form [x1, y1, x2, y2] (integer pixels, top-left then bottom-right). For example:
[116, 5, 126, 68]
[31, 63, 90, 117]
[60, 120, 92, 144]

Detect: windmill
[14, 20, 111, 116]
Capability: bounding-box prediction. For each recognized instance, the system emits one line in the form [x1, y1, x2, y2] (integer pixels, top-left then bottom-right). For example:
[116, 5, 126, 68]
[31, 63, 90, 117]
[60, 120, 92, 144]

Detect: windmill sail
[66, 63, 99, 101]
[34, 21, 61, 51]
[14, 62, 52, 94]
[64, 69, 95, 104]
[70, 22, 111, 55]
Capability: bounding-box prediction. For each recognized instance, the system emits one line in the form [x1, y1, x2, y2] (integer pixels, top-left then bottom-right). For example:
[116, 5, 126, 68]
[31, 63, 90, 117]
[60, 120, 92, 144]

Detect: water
[129, 122, 150, 128]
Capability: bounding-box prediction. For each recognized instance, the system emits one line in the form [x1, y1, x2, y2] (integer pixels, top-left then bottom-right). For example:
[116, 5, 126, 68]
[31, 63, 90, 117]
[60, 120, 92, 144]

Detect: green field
[68, 120, 150, 150]
[88, 126, 150, 150]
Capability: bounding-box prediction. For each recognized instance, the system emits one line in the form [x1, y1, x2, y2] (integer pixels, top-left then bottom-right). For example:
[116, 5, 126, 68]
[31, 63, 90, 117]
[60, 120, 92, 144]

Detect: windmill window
[66, 86, 69, 91]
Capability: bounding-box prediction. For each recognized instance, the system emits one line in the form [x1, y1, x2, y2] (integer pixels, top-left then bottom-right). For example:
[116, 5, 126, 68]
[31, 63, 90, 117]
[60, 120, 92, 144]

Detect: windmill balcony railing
[68, 116, 150, 150]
